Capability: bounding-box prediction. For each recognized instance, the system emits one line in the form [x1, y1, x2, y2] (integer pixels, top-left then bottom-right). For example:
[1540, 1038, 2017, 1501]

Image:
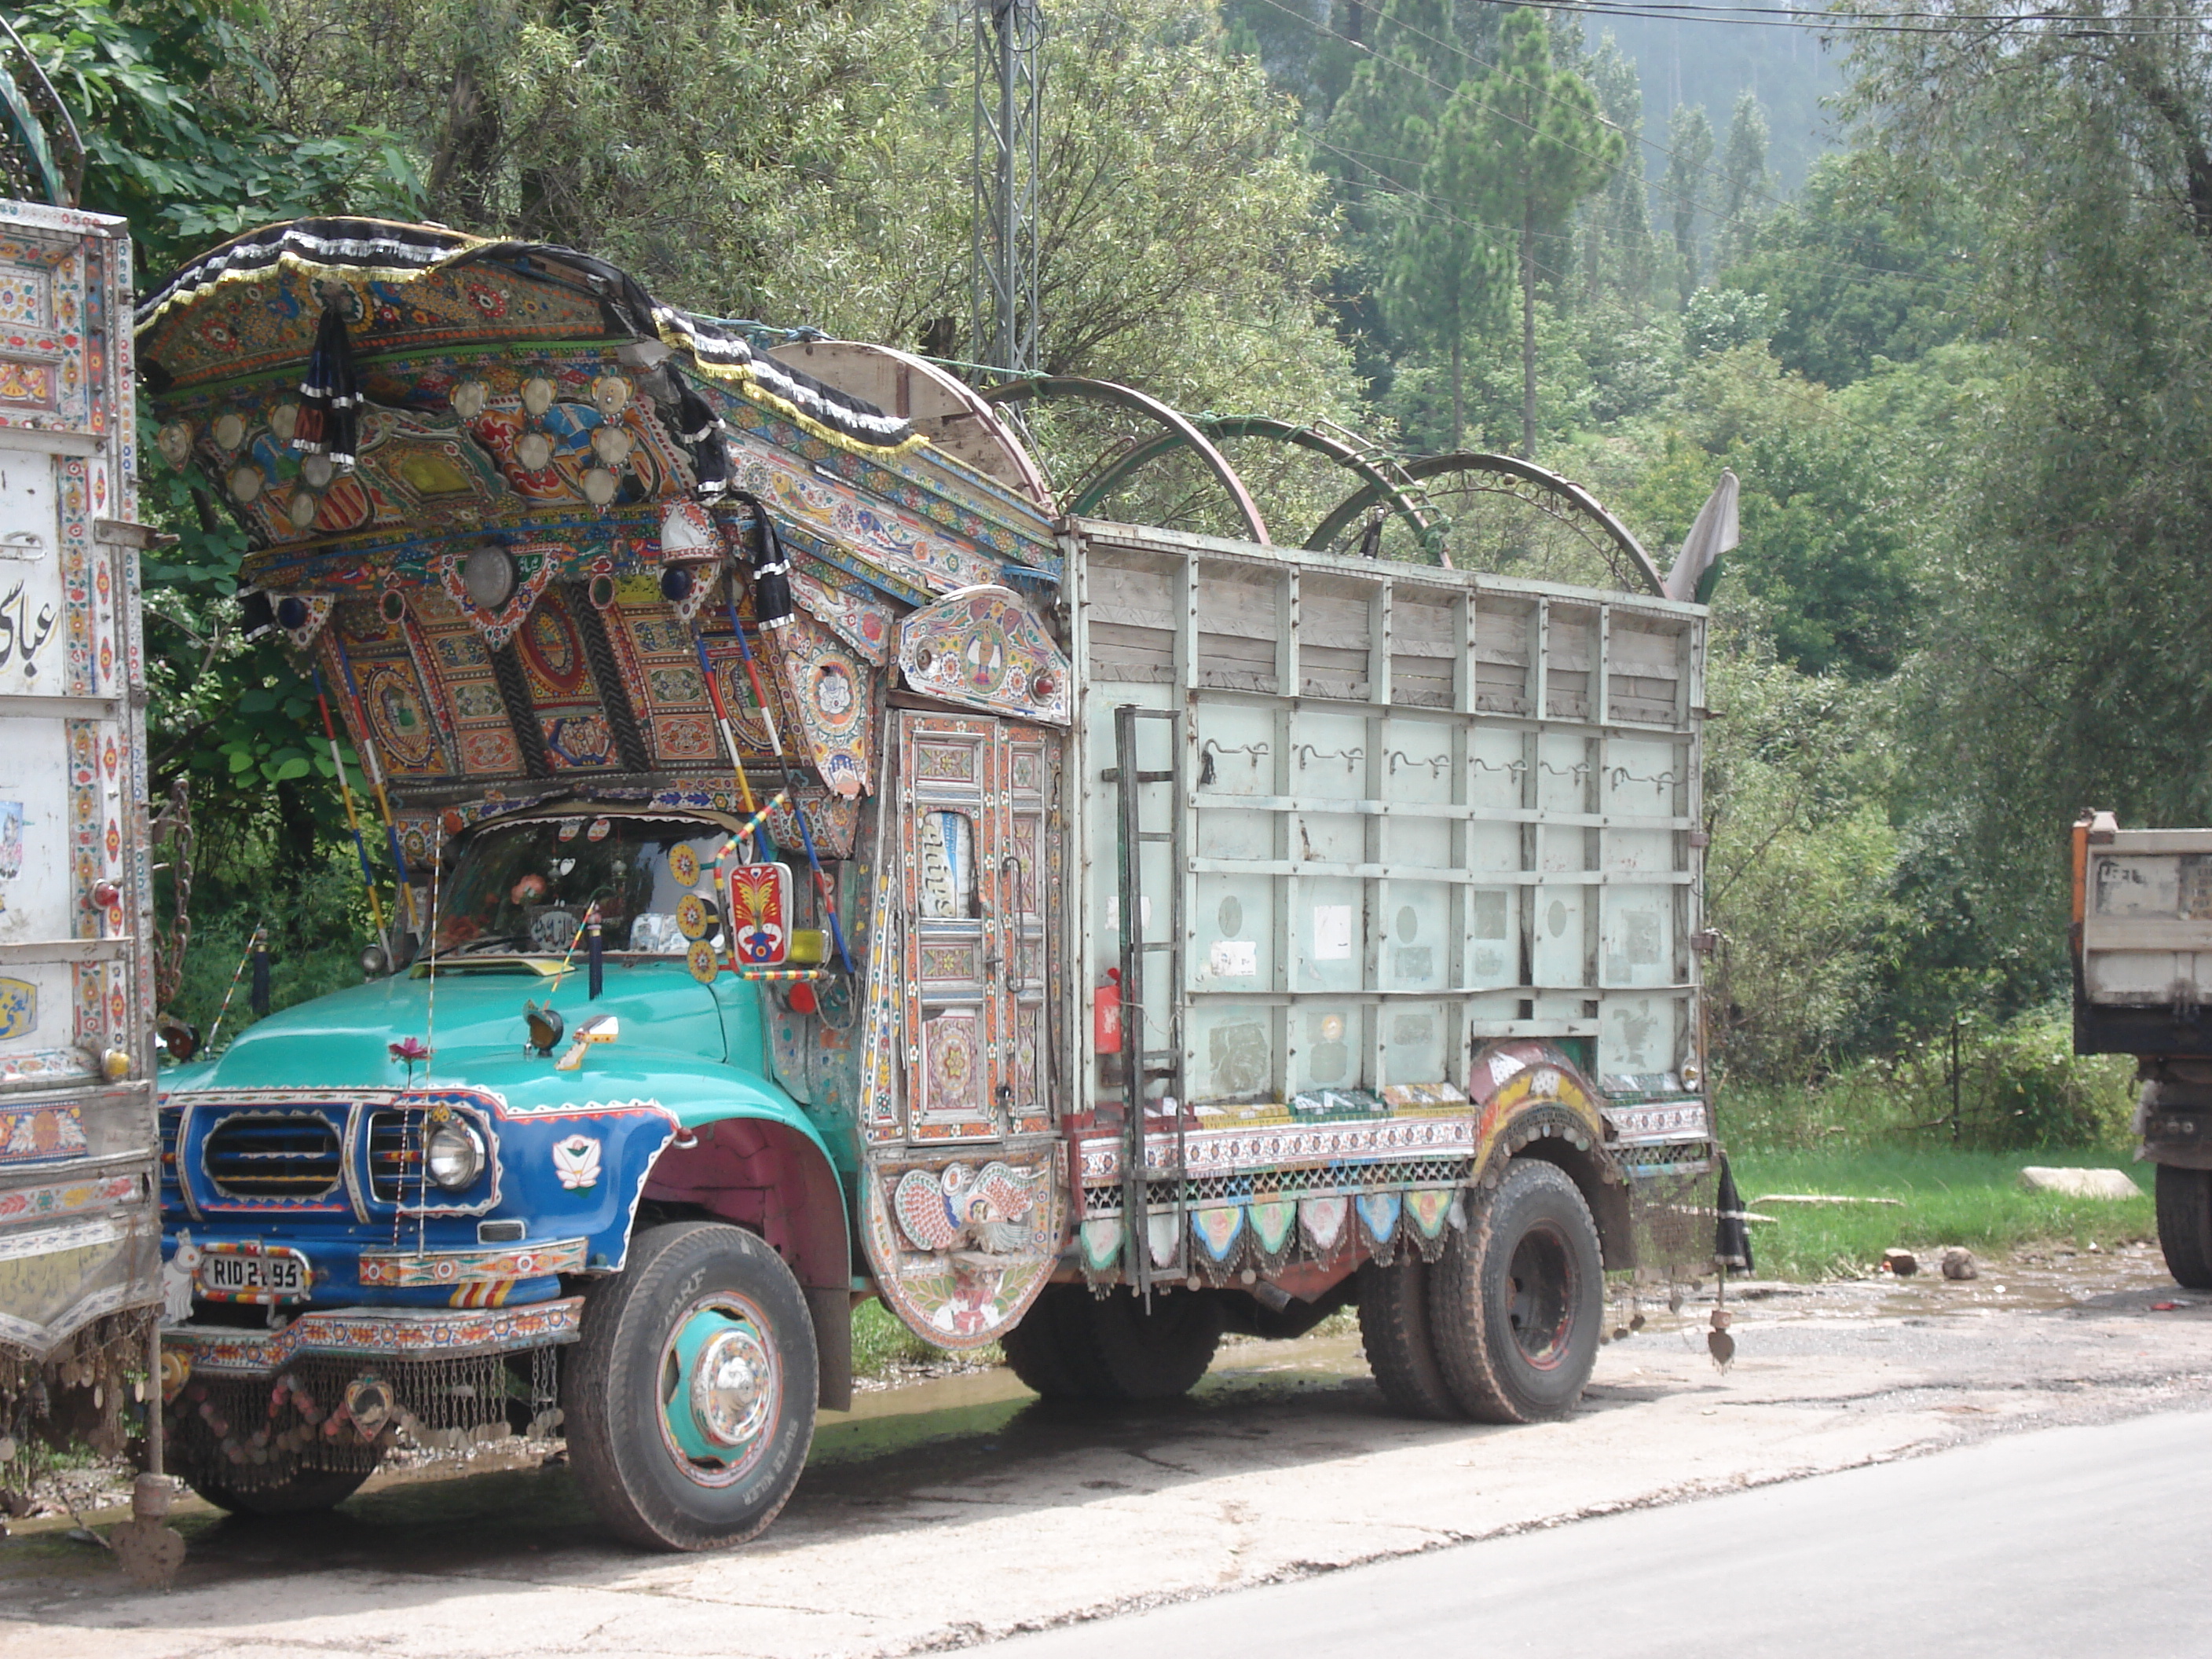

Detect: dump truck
[140, 218, 1719, 1551]
[2071, 809, 2212, 1287]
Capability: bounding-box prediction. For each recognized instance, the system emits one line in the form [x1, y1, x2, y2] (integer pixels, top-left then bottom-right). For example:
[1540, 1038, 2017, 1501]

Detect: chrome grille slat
[203, 1114, 343, 1200]
[366, 1111, 419, 1203]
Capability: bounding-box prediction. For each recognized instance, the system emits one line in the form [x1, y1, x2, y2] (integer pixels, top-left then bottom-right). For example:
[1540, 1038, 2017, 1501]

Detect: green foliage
[1724, 1005, 2133, 1155]
[1698, 644, 1902, 1086]
[170, 846, 375, 1049]
[1446, 7, 1620, 458]
[1718, 152, 1971, 388]
[9, 0, 418, 270]
[1711, 89, 1771, 271]
[1681, 286, 1771, 359]
[1664, 101, 1713, 304]
[1722, 1148, 2151, 1282]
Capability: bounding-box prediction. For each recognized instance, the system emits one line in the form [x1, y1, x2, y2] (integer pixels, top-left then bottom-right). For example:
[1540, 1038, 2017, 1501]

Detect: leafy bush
[1721, 1005, 2134, 1153]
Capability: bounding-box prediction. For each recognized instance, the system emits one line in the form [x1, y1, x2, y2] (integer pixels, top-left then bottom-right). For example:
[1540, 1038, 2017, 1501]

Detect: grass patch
[850, 1298, 1001, 1379]
[1729, 1147, 2156, 1281]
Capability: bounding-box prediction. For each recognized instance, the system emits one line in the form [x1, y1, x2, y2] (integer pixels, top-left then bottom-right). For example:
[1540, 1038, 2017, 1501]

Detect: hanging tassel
[749, 499, 793, 632]
[676, 386, 728, 499]
[587, 909, 603, 1001]
[249, 934, 272, 1018]
[296, 294, 361, 471]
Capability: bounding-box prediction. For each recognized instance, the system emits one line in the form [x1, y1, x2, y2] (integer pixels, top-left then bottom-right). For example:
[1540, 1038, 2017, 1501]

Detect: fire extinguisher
[1094, 967, 1122, 1054]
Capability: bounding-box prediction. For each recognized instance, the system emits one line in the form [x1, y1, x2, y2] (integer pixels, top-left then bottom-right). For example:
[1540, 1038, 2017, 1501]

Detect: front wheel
[1428, 1159, 1604, 1423]
[2155, 1164, 2212, 1290]
[564, 1221, 818, 1551]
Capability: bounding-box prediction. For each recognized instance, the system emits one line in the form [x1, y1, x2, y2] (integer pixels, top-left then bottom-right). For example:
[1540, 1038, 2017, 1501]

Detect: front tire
[1428, 1160, 1604, 1423]
[2155, 1164, 2212, 1289]
[186, 1464, 372, 1518]
[564, 1221, 817, 1551]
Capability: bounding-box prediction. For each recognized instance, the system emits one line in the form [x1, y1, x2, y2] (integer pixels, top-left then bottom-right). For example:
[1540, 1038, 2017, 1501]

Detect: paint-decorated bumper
[163, 1295, 582, 1377]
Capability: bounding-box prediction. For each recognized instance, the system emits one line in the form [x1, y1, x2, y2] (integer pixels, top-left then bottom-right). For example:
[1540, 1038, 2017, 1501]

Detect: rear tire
[1428, 1160, 1604, 1424]
[1000, 1284, 1093, 1399]
[2155, 1164, 2212, 1290]
[564, 1221, 817, 1551]
[1357, 1254, 1459, 1420]
[186, 1464, 372, 1518]
[1053, 1287, 1224, 1401]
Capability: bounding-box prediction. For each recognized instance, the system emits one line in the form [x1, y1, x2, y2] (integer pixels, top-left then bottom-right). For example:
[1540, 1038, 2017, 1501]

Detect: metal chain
[150, 780, 192, 1010]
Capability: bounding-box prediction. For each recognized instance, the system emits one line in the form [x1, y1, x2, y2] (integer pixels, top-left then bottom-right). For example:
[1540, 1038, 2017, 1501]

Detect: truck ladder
[1111, 703, 1188, 1296]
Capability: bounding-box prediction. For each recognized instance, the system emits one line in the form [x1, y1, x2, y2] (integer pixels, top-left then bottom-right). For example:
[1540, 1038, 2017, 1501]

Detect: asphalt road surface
[982, 1408, 2212, 1659]
[3, 1248, 2210, 1657]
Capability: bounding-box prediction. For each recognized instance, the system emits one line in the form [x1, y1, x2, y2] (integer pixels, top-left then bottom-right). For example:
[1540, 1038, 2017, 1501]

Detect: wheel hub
[663, 1303, 776, 1464]
[1505, 1225, 1575, 1370]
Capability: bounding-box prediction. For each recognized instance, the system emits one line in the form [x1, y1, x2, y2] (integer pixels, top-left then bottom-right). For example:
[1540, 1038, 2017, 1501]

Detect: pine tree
[1453, 7, 1623, 457]
[1716, 90, 1773, 273]
[1666, 102, 1714, 307]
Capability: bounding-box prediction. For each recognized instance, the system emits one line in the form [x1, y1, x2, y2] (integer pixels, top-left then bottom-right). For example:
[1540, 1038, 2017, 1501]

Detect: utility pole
[970, 0, 1043, 376]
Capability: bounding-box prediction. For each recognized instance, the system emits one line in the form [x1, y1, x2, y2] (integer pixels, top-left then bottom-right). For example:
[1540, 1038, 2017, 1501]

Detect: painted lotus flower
[388, 1036, 431, 1063]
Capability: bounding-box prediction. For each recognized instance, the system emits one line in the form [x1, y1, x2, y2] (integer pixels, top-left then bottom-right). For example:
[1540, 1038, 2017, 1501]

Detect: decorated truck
[0, 178, 173, 1517]
[141, 218, 1719, 1551]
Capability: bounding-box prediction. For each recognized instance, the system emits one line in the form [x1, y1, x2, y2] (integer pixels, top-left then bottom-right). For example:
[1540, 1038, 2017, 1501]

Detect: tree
[1455, 6, 1621, 457]
[1664, 101, 1712, 307]
[1380, 81, 1508, 451]
[1713, 90, 1771, 271]
[1579, 30, 1660, 312]
[9, 0, 416, 273]
[1839, 5, 2212, 974]
[1717, 152, 1972, 389]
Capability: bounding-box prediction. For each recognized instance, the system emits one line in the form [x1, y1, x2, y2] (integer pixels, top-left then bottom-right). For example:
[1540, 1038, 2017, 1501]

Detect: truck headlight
[425, 1122, 486, 1190]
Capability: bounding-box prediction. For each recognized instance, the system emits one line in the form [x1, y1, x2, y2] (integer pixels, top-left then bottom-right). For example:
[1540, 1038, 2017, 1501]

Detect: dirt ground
[2, 1243, 2208, 1657]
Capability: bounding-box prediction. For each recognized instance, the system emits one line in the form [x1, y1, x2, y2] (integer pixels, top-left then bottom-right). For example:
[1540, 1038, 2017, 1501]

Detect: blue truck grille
[365, 1111, 419, 1203]
[202, 1114, 343, 1200]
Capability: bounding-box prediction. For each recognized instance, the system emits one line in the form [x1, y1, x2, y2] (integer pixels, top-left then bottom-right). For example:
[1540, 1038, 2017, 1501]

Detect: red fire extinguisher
[1094, 967, 1122, 1053]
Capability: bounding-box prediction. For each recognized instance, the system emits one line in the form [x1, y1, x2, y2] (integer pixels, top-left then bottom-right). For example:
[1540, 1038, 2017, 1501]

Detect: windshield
[430, 815, 730, 956]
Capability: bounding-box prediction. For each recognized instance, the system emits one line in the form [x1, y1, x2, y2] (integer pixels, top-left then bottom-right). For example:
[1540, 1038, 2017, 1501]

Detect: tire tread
[2155, 1164, 2212, 1290]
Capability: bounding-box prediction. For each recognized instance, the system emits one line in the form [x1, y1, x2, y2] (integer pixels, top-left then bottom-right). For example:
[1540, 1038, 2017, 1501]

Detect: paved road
[983, 1408, 2212, 1659]
[2, 1254, 2208, 1656]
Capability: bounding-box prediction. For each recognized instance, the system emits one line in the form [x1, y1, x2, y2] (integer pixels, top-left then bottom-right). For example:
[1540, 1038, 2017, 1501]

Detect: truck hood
[163, 960, 729, 1095]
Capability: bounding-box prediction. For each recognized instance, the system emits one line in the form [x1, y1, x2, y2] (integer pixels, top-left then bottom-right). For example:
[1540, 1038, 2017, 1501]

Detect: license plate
[196, 1247, 312, 1302]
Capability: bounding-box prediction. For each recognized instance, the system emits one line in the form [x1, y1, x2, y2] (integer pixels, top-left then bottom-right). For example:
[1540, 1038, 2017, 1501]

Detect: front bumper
[165, 1295, 582, 1378]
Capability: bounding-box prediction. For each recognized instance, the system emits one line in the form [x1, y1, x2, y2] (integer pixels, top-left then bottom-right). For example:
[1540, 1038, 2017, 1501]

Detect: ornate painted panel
[896, 584, 1071, 727]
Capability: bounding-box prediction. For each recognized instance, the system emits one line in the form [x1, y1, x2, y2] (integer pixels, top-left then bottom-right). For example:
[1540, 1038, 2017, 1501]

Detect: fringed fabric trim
[137, 218, 921, 458]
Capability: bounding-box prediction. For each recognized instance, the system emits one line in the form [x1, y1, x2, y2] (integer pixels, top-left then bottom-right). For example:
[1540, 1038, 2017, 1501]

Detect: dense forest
[18, 0, 2208, 1144]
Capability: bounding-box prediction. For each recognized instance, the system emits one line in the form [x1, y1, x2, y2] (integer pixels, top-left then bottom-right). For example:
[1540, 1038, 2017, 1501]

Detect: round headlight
[1679, 1060, 1703, 1090]
[425, 1122, 486, 1191]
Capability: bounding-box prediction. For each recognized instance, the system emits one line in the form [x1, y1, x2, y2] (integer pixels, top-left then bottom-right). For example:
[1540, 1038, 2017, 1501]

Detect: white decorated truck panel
[0, 196, 160, 1363]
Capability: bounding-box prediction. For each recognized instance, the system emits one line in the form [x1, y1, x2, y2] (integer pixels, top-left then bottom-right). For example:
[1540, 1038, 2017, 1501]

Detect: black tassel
[588, 910, 603, 1001]
[751, 500, 793, 632]
[250, 936, 272, 1018]
[1713, 1153, 1755, 1276]
[675, 387, 728, 500]
[296, 296, 361, 470]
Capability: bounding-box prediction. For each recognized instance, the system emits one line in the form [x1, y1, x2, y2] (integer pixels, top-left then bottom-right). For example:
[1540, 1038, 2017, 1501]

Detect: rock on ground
[2017, 1166, 2144, 1199]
